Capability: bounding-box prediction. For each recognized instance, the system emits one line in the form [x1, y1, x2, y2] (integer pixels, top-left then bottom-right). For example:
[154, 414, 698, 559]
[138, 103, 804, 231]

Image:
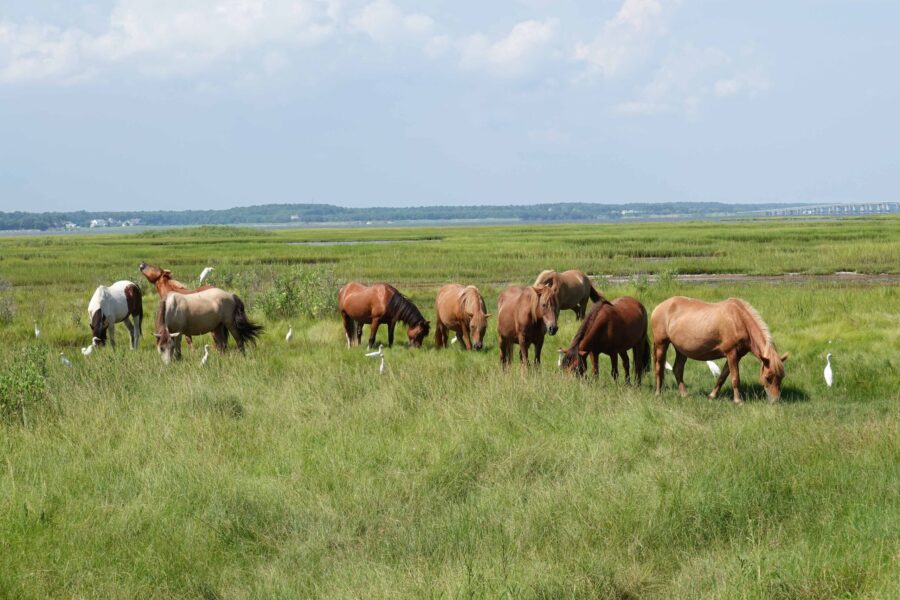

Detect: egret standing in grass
[665, 361, 673, 371]
[824, 352, 833, 387]
[34, 321, 41, 338]
[365, 344, 383, 358]
[285, 325, 293, 343]
[706, 360, 722, 377]
[379, 355, 386, 375]
[200, 344, 210, 366]
[198, 267, 214, 284]
[81, 337, 100, 356]
[59, 352, 71, 367]
[557, 349, 565, 368]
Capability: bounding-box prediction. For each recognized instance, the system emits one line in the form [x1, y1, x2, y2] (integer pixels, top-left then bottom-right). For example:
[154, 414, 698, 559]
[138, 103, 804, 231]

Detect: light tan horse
[651, 296, 789, 403]
[155, 288, 263, 364]
[434, 285, 490, 350]
[534, 269, 602, 319]
[497, 284, 559, 368]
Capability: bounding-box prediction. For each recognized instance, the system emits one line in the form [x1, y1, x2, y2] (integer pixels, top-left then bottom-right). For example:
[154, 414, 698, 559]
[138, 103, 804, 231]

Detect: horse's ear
[780, 352, 790, 362]
[162, 269, 172, 276]
[578, 350, 588, 357]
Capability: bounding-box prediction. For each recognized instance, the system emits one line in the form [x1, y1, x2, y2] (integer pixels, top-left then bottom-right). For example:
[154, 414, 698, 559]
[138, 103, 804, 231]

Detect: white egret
[824, 353, 833, 387]
[379, 355, 386, 375]
[59, 352, 72, 367]
[34, 321, 41, 338]
[450, 336, 459, 345]
[81, 338, 98, 356]
[557, 349, 565, 368]
[198, 267, 214, 284]
[285, 325, 293, 343]
[365, 344, 384, 358]
[665, 361, 673, 371]
[200, 344, 210, 366]
[706, 360, 722, 377]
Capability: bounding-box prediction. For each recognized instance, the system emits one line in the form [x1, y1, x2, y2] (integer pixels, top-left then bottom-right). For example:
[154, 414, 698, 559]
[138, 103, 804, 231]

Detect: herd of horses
[85, 264, 788, 403]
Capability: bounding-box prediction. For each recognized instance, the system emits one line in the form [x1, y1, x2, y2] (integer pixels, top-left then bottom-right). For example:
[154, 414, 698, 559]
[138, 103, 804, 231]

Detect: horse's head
[90, 310, 108, 345]
[139, 262, 170, 284]
[759, 349, 789, 402]
[154, 330, 182, 364]
[469, 311, 490, 351]
[407, 320, 430, 348]
[533, 284, 559, 336]
[559, 346, 587, 375]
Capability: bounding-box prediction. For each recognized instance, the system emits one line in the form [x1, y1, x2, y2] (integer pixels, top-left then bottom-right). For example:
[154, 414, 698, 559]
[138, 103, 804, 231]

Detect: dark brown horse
[496, 284, 559, 368]
[559, 296, 650, 383]
[338, 282, 430, 349]
[651, 296, 789, 403]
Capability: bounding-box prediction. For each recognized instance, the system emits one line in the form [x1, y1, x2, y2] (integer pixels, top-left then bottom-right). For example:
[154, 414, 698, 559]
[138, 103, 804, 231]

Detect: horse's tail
[639, 330, 651, 376]
[133, 284, 143, 337]
[589, 285, 601, 302]
[232, 295, 264, 344]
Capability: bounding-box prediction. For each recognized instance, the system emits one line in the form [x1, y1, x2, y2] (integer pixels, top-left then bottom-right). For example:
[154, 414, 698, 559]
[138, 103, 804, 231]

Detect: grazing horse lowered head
[87, 280, 143, 349]
[155, 287, 263, 364]
[338, 282, 430, 349]
[496, 283, 559, 369]
[434, 284, 491, 351]
[559, 296, 650, 384]
[534, 269, 602, 320]
[651, 296, 789, 403]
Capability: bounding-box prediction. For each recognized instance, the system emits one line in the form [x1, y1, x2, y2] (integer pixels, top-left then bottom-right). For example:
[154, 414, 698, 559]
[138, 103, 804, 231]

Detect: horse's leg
[673, 351, 689, 397]
[654, 341, 669, 396]
[369, 319, 381, 349]
[500, 337, 509, 369]
[518, 334, 529, 365]
[708, 361, 731, 400]
[533, 335, 544, 366]
[621, 351, 631, 384]
[462, 323, 473, 351]
[727, 353, 743, 404]
[108, 322, 116, 349]
[434, 322, 445, 348]
[341, 313, 355, 347]
[175, 334, 183, 360]
[122, 317, 135, 350]
[610, 352, 619, 381]
[219, 325, 230, 350]
[225, 321, 244, 354]
[387, 322, 396, 347]
[356, 321, 363, 345]
[591, 352, 600, 377]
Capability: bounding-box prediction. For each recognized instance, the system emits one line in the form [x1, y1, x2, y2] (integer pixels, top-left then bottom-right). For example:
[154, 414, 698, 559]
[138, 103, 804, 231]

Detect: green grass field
[1, 218, 898, 598]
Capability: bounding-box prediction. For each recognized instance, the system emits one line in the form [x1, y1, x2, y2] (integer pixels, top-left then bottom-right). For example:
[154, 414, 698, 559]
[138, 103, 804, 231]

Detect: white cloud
[615, 45, 769, 116]
[457, 18, 559, 76]
[0, 1, 338, 83]
[350, 0, 434, 42]
[574, 0, 679, 77]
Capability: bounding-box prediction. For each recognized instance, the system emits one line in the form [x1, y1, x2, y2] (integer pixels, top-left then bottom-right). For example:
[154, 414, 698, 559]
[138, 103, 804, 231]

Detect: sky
[0, 0, 898, 212]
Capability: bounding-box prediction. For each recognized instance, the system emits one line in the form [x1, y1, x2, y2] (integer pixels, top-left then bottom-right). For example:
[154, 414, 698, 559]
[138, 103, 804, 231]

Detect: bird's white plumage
[557, 349, 565, 368]
[365, 344, 384, 358]
[379, 355, 386, 375]
[200, 344, 210, 366]
[450, 336, 458, 345]
[59, 352, 71, 367]
[285, 326, 293, 342]
[824, 353, 833, 387]
[706, 360, 722, 377]
[665, 361, 673, 371]
[198, 267, 214, 283]
[34, 322, 41, 338]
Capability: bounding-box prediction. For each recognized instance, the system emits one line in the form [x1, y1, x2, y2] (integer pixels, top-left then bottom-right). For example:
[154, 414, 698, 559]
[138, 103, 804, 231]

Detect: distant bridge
[757, 202, 899, 217]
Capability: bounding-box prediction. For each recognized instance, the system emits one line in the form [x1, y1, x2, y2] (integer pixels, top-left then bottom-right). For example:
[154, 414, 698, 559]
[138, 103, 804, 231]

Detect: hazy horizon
[2, 1, 898, 213]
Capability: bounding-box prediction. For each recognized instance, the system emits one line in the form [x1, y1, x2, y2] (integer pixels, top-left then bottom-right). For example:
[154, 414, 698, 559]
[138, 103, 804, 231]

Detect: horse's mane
[732, 298, 784, 375]
[387, 287, 427, 327]
[457, 285, 486, 315]
[534, 270, 558, 288]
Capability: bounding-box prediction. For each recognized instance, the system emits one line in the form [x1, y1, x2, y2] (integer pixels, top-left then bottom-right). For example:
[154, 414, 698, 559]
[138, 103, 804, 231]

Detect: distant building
[290, 215, 300, 221]
[89, 219, 108, 228]
[122, 218, 142, 227]
[63, 221, 78, 230]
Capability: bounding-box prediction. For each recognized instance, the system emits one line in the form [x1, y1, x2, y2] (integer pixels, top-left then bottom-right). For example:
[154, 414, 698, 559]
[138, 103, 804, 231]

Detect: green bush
[256, 267, 337, 320]
[0, 343, 49, 425]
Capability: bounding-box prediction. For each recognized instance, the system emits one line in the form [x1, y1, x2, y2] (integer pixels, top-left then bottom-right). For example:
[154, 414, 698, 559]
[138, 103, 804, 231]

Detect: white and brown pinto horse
[434, 284, 490, 351]
[87, 280, 143, 348]
[497, 284, 559, 369]
[651, 296, 789, 403]
[534, 269, 602, 320]
[155, 288, 263, 364]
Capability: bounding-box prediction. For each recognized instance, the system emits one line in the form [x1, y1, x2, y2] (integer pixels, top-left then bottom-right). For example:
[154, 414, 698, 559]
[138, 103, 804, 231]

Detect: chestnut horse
[139, 261, 214, 348]
[155, 288, 263, 364]
[496, 284, 559, 368]
[651, 296, 789, 403]
[87, 280, 143, 348]
[338, 282, 430, 349]
[434, 284, 490, 351]
[534, 269, 602, 320]
[560, 296, 650, 383]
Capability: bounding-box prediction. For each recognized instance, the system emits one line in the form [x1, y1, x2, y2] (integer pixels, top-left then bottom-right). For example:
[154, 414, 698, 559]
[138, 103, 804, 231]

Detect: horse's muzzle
[138, 261, 147, 271]
[473, 342, 483, 351]
[548, 325, 558, 336]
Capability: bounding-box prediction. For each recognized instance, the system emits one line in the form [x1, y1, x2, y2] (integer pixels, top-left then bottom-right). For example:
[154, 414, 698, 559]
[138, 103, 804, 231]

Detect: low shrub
[0, 343, 49, 425]
[256, 267, 337, 320]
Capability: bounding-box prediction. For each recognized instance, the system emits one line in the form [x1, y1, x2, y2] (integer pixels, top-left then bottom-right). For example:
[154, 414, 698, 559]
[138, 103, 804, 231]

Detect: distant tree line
[0, 202, 797, 231]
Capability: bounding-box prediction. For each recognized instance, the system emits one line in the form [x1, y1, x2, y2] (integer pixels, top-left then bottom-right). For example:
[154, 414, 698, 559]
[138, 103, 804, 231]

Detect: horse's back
[339, 281, 394, 321]
[165, 288, 235, 335]
[436, 284, 464, 323]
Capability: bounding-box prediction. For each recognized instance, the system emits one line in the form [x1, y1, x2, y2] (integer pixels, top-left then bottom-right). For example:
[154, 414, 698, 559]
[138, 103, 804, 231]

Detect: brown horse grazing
[496, 284, 559, 368]
[154, 288, 263, 364]
[139, 261, 215, 348]
[338, 282, 430, 349]
[651, 296, 789, 403]
[434, 285, 490, 351]
[559, 296, 650, 383]
[534, 269, 602, 320]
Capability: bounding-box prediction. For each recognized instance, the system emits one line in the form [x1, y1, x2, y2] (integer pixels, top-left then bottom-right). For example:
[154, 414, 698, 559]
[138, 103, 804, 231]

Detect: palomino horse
[338, 282, 430, 349]
[139, 261, 214, 348]
[497, 284, 559, 368]
[534, 270, 602, 320]
[87, 280, 143, 349]
[154, 288, 263, 364]
[651, 296, 789, 403]
[434, 284, 490, 351]
[560, 296, 650, 383]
